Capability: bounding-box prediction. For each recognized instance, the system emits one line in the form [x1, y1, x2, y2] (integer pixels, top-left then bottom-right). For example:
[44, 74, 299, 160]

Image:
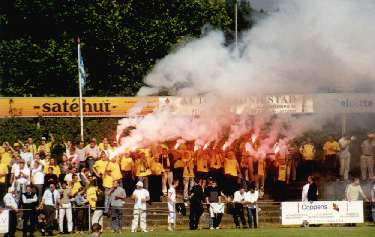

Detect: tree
[0, 0, 232, 97]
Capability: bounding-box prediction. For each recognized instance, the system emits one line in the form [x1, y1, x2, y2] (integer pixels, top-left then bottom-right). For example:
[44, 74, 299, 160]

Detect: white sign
[281, 201, 364, 225]
[0, 209, 9, 233]
[314, 93, 375, 113]
[159, 95, 314, 116]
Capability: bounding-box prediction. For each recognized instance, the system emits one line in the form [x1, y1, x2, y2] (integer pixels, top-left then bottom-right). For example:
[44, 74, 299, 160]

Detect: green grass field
[25, 226, 373, 237]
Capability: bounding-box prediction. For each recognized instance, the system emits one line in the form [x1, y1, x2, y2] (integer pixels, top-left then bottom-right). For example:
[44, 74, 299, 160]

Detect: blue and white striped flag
[78, 41, 86, 91]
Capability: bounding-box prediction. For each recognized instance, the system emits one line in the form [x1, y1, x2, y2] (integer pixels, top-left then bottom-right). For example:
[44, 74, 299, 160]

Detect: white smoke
[116, 0, 375, 155]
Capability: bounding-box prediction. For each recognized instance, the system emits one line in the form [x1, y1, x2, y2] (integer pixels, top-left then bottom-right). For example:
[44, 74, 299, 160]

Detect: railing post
[88, 206, 91, 232]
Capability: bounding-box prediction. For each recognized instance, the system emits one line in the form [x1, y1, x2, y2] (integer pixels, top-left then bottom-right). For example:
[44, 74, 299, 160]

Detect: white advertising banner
[0, 209, 9, 233]
[159, 95, 314, 116]
[281, 201, 364, 225]
[314, 93, 375, 113]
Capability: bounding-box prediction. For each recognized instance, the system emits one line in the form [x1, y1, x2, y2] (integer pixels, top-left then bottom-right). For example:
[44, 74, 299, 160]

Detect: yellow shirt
[71, 181, 82, 196]
[323, 141, 340, 155]
[38, 143, 51, 153]
[174, 159, 184, 168]
[93, 160, 108, 176]
[44, 165, 61, 176]
[300, 143, 315, 160]
[86, 186, 97, 209]
[150, 161, 163, 175]
[135, 159, 151, 177]
[120, 157, 133, 172]
[0, 147, 5, 155]
[196, 155, 209, 173]
[224, 158, 238, 177]
[210, 153, 222, 169]
[102, 173, 113, 189]
[108, 162, 122, 181]
[183, 158, 195, 177]
[1, 152, 12, 167]
[0, 163, 8, 183]
[99, 143, 112, 151]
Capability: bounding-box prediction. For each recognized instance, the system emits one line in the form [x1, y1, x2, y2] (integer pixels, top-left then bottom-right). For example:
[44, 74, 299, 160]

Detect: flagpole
[77, 37, 84, 142]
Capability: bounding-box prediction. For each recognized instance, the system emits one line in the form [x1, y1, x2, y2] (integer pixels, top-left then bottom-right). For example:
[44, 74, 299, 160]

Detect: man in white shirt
[131, 181, 150, 233]
[232, 186, 247, 228]
[11, 159, 30, 193]
[301, 177, 310, 202]
[40, 183, 60, 236]
[244, 183, 259, 228]
[20, 144, 34, 166]
[31, 162, 44, 202]
[3, 187, 18, 237]
[167, 180, 178, 231]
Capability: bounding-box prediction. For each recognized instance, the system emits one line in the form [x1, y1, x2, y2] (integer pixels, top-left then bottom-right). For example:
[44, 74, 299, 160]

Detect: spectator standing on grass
[131, 181, 150, 233]
[345, 178, 369, 202]
[189, 178, 204, 230]
[167, 179, 178, 231]
[360, 133, 375, 181]
[22, 185, 38, 237]
[58, 181, 73, 234]
[307, 176, 318, 201]
[205, 179, 225, 230]
[232, 186, 247, 229]
[244, 182, 259, 229]
[40, 183, 60, 236]
[109, 180, 126, 233]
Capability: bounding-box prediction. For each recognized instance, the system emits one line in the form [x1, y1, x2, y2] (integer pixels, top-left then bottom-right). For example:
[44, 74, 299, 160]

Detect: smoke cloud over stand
[116, 0, 375, 155]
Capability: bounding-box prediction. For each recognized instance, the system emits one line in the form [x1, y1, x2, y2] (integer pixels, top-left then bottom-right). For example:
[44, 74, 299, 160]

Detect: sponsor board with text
[281, 201, 364, 225]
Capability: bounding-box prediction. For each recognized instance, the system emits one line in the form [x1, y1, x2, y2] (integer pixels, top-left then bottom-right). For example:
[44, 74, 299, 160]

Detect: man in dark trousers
[189, 178, 203, 230]
[307, 176, 318, 201]
[22, 185, 38, 237]
[39, 183, 60, 236]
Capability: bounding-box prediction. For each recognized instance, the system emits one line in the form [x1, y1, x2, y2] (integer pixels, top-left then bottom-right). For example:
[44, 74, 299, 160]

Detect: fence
[1, 201, 373, 234]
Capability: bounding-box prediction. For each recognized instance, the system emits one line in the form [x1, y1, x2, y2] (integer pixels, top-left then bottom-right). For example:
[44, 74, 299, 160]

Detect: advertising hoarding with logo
[281, 201, 364, 225]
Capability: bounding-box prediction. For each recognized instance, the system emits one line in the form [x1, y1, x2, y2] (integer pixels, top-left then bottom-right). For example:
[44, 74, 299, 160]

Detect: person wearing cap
[38, 137, 52, 156]
[3, 187, 18, 237]
[131, 181, 150, 232]
[360, 133, 375, 180]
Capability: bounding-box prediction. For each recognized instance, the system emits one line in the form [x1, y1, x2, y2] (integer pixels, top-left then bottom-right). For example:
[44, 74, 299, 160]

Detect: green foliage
[0, 117, 118, 144]
[0, 0, 234, 97]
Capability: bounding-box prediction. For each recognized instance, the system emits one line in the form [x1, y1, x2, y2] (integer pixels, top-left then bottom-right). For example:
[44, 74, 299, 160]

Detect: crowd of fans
[1, 132, 375, 237]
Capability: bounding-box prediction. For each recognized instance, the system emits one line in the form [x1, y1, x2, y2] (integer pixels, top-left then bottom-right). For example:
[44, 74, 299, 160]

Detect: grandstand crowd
[1, 132, 375, 237]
